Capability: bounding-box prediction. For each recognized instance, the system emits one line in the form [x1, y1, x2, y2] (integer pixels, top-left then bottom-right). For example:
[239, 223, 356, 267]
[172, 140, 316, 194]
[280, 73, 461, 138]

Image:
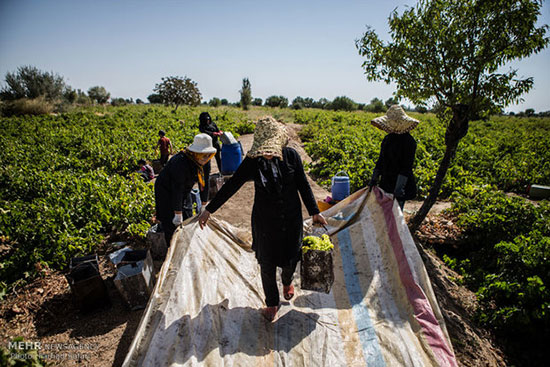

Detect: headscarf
[257, 156, 283, 196]
[184, 150, 215, 191]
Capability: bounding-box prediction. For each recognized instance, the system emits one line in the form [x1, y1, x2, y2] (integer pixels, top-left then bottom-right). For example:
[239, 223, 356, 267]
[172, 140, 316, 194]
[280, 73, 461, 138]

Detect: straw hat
[188, 133, 217, 154]
[371, 105, 420, 134]
[247, 116, 289, 159]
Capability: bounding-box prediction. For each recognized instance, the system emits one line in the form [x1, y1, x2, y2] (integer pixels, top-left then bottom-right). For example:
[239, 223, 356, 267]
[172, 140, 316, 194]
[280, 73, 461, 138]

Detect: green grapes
[302, 234, 334, 254]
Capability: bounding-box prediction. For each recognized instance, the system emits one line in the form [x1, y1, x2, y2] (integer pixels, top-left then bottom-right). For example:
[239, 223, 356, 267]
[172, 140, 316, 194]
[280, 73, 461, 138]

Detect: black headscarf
[199, 112, 212, 128]
[257, 157, 283, 196]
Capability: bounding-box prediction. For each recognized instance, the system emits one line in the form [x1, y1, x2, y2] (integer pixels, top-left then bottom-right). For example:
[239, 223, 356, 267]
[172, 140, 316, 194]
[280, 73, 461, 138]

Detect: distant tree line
[2, 66, 548, 118]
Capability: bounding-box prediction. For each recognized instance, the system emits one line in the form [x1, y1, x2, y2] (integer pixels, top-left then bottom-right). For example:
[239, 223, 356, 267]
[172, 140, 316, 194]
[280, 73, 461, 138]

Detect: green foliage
[239, 78, 252, 110]
[110, 97, 129, 106]
[330, 96, 357, 111]
[209, 97, 221, 107]
[356, 0, 548, 114]
[154, 76, 201, 111]
[447, 188, 550, 354]
[295, 109, 549, 199]
[265, 95, 288, 108]
[147, 93, 162, 104]
[87, 86, 110, 104]
[364, 97, 386, 113]
[0, 105, 252, 291]
[0, 65, 68, 102]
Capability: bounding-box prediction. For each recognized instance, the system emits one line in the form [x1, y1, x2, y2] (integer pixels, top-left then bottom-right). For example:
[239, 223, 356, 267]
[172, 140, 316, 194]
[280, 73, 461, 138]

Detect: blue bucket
[221, 143, 242, 174]
[331, 171, 350, 201]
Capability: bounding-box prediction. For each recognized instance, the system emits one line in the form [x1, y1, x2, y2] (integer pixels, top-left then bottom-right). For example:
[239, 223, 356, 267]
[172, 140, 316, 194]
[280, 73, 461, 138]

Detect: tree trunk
[409, 107, 470, 232]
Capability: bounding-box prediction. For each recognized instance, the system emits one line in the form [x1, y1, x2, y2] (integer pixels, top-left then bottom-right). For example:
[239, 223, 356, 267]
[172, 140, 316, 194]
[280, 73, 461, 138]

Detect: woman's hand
[312, 213, 328, 225]
[198, 210, 211, 229]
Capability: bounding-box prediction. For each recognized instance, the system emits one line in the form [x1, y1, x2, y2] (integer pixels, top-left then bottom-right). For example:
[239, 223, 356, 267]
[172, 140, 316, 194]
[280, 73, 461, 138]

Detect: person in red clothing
[156, 130, 173, 166]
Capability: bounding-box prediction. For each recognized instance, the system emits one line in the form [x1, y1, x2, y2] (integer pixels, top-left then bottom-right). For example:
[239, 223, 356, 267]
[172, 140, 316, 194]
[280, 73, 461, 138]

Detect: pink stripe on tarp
[374, 187, 458, 367]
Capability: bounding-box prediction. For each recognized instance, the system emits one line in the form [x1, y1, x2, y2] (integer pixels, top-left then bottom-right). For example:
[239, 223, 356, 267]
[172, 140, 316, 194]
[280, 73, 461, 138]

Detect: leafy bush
[446, 188, 550, 347]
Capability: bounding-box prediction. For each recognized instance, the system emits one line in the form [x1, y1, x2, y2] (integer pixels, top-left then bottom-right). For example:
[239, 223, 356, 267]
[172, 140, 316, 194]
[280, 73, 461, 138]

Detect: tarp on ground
[123, 187, 457, 367]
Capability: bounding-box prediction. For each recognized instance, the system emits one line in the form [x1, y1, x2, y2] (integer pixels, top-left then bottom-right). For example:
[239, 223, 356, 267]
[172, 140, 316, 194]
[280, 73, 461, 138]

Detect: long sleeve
[292, 149, 320, 216]
[205, 157, 254, 213]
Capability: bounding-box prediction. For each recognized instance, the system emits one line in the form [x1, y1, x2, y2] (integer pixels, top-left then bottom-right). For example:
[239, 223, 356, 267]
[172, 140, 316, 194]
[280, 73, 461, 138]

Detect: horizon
[1, 0, 549, 113]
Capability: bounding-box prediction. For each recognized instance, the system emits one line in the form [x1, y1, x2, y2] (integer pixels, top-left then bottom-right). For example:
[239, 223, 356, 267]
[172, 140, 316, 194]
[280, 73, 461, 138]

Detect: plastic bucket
[331, 171, 350, 201]
[221, 143, 242, 174]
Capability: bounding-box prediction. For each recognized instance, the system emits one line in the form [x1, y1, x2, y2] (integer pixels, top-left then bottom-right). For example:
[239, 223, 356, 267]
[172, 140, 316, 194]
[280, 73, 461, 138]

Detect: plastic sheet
[123, 187, 457, 366]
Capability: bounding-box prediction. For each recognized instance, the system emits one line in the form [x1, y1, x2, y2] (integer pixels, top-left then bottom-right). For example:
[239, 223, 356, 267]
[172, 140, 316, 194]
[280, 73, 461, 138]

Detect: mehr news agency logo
[7, 340, 98, 361]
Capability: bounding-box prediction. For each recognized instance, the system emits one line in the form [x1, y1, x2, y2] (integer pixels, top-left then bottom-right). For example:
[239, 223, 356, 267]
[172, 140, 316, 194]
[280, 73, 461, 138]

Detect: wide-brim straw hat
[247, 116, 289, 159]
[188, 133, 217, 154]
[371, 105, 420, 134]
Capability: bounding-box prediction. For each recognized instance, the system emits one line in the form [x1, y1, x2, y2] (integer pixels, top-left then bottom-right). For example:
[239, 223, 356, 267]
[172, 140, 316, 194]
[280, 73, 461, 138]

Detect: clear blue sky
[1, 0, 548, 112]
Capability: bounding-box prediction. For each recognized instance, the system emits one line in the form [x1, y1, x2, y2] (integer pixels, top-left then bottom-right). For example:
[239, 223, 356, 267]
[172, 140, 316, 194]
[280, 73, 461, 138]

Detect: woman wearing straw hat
[369, 105, 419, 210]
[154, 133, 217, 246]
[197, 116, 327, 321]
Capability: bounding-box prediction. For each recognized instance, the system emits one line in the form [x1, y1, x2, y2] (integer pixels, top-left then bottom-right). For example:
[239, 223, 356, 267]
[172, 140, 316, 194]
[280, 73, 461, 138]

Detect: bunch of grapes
[302, 234, 334, 254]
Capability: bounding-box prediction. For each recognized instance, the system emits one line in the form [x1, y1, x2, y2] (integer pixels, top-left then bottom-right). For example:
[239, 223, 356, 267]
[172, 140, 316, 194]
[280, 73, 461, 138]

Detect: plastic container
[221, 143, 243, 174]
[528, 184, 550, 199]
[331, 171, 350, 201]
[66, 254, 110, 312]
[220, 131, 238, 145]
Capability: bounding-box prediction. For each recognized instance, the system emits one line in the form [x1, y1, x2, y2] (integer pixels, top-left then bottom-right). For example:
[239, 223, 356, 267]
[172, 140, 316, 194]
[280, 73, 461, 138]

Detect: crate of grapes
[300, 234, 334, 293]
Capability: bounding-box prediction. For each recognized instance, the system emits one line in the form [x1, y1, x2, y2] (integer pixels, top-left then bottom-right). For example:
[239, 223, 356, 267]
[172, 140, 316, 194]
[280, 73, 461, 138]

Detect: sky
[0, 0, 548, 113]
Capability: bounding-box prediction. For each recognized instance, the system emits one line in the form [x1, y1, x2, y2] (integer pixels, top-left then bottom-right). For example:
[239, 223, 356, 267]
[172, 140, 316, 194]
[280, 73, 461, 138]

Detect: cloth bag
[300, 243, 334, 293]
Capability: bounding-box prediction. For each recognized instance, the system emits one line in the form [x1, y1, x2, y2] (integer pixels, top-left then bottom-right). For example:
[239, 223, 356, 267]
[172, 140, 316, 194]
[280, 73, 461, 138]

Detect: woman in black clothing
[197, 116, 327, 321]
[154, 133, 216, 246]
[198, 112, 222, 202]
[368, 105, 419, 210]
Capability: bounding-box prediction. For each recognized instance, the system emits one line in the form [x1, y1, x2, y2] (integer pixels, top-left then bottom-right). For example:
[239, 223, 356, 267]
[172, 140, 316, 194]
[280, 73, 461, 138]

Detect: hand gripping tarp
[123, 187, 457, 366]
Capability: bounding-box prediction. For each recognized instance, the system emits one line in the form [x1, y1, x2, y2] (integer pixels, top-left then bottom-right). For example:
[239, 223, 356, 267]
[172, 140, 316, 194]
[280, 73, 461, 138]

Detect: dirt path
[0, 123, 504, 367]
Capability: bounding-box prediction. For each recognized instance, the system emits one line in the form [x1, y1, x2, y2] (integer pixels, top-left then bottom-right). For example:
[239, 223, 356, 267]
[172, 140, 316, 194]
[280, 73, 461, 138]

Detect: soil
[0, 124, 507, 366]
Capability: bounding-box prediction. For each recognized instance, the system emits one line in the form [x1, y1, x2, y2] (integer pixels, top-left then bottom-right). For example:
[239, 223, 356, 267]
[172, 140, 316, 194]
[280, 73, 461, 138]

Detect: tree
[356, 0, 548, 231]
[291, 96, 306, 109]
[525, 108, 535, 116]
[154, 76, 201, 111]
[385, 97, 399, 108]
[312, 98, 330, 109]
[64, 88, 77, 104]
[331, 96, 357, 111]
[265, 95, 288, 108]
[239, 78, 252, 110]
[221, 98, 229, 106]
[110, 97, 127, 106]
[365, 97, 386, 112]
[88, 86, 110, 104]
[0, 65, 68, 102]
[252, 98, 263, 106]
[209, 97, 221, 107]
[75, 89, 92, 105]
[147, 93, 162, 104]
